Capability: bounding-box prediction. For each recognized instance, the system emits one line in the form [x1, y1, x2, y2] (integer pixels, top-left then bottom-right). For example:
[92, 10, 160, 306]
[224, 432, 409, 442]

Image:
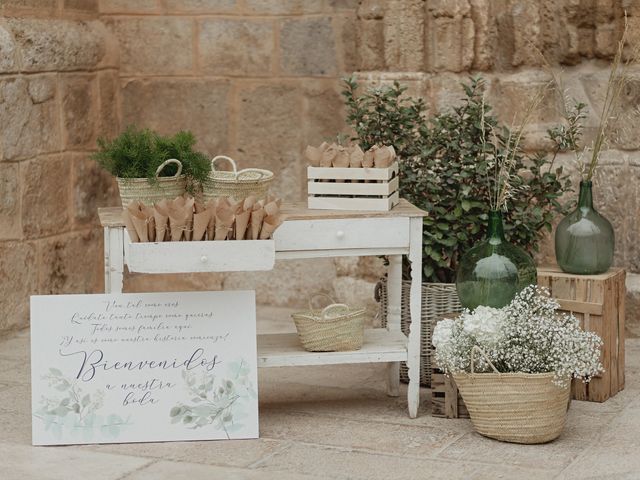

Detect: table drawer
[125, 233, 275, 273]
[274, 217, 410, 251]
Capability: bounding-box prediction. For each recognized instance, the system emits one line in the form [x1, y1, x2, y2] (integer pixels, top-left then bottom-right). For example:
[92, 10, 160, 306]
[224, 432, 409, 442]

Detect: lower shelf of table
[257, 329, 407, 367]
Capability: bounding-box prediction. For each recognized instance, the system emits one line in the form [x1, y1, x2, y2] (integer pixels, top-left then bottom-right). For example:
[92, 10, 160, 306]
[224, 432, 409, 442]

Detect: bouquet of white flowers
[433, 285, 603, 387]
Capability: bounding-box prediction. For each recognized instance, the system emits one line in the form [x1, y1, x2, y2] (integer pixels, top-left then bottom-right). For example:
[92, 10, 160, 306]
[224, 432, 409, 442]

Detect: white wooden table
[98, 199, 426, 418]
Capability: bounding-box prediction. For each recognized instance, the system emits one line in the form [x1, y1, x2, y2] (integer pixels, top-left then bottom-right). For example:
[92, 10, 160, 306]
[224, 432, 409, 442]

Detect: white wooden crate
[307, 162, 400, 211]
[125, 230, 275, 273]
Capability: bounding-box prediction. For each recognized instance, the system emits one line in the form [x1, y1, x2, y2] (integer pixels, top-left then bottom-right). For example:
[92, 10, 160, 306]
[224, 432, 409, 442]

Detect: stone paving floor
[1, 306, 639, 480]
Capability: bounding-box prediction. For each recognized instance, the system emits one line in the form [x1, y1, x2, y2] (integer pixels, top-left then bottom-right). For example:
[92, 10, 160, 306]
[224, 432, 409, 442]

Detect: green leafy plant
[342, 76, 573, 283]
[92, 126, 211, 189]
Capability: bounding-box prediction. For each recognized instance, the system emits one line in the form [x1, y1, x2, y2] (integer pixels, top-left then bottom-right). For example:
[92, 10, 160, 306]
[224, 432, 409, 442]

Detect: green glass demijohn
[555, 180, 614, 274]
[455, 210, 537, 310]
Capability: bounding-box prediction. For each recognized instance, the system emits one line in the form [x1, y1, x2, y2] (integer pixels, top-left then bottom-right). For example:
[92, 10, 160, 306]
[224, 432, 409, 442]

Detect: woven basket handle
[470, 346, 500, 374]
[155, 159, 183, 178]
[236, 168, 267, 181]
[211, 155, 239, 176]
[320, 303, 350, 321]
[308, 293, 336, 311]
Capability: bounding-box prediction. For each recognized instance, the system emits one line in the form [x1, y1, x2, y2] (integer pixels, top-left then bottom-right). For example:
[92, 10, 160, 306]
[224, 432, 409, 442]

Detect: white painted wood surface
[126, 236, 276, 273]
[104, 227, 124, 294]
[307, 192, 400, 212]
[406, 217, 423, 419]
[273, 217, 409, 251]
[98, 202, 426, 418]
[307, 163, 398, 181]
[386, 255, 403, 397]
[258, 329, 407, 367]
[307, 176, 399, 196]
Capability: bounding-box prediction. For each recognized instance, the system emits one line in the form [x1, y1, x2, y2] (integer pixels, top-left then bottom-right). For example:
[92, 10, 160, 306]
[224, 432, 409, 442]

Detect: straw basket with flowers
[432, 285, 603, 444]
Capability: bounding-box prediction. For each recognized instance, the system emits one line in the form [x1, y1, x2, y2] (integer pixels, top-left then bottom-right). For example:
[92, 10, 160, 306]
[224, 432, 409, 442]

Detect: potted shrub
[342, 76, 573, 386]
[93, 126, 210, 206]
[432, 285, 602, 444]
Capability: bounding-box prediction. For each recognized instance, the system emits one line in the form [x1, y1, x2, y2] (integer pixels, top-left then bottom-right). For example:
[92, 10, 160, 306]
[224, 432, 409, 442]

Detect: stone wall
[2, 0, 640, 335]
[0, 0, 120, 332]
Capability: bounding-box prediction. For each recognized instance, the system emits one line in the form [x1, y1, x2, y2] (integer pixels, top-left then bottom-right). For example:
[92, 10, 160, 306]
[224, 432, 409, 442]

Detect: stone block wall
[2, 0, 640, 334]
[0, 0, 120, 332]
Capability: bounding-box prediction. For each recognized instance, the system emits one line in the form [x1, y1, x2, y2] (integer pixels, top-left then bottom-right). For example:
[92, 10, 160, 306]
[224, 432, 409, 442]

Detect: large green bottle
[456, 210, 537, 310]
[555, 180, 614, 274]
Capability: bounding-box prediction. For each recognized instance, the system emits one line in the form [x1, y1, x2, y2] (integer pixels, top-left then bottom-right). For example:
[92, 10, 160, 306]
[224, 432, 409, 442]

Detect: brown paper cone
[131, 213, 149, 243]
[305, 145, 322, 167]
[214, 201, 235, 241]
[259, 214, 283, 240]
[122, 209, 140, 243]
[333, 147, 350, 168]
[192, 209, 210, 241]
[349, 145, 364, 168]
[374, 145, 395, 168]
[264, 200, 280, 217]
[250, 206, 265, 240]
[321, 143, 338, 167]
[362, 149, 374, 168]
[205, 199, 217, 240]
[184, 197, 195, 241]
[235, 210, 251, 241]
[167, 200, 188, 242]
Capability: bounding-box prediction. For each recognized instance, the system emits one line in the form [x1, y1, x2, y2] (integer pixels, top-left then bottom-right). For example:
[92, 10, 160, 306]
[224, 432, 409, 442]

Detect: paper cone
[321, 143, 338, 167]
[205, 199, 217, 240]
[192, 209, 210, 241]
[250, 205, 265, 240]
[259, 214, 283, 240]
[167, 199, 188, 242]
[122, 209, 140, 243]
[333, 147, 350, 168]
[264, 200, 280, 217]
[305, 145, 322, 167]
[184, 196, 195, 241]
[153, 200, 169, 242]
[235, 209, 251, 241]
[214, 201, 235, 241]
[363, 147, 375, 168]
[349, 145, 364, 168]
[374, 145, 396, 168]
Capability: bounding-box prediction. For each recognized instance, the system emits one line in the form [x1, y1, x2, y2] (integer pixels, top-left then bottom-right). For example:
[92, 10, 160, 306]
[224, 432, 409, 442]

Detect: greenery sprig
[93, 126, 211, 190]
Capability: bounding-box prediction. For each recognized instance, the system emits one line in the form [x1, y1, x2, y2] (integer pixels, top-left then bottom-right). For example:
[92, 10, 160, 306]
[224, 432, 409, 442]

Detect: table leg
[104, 227, 124, 294]
[386, 254, 402, 397]
[407, 217, 423, 418]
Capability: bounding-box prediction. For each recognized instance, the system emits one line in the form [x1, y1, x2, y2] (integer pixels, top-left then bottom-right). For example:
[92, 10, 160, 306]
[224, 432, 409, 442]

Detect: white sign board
[31, 291, 258, 445]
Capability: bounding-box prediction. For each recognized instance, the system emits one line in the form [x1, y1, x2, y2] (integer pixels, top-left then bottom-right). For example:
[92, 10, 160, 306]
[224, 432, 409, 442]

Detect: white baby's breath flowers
[460, 305, 506, 346]
[433, 285, 603, 387]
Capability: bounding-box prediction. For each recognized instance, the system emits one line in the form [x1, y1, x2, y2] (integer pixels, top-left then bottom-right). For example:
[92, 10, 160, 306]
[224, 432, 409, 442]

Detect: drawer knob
[336, 230, 345, 239]
[200, 255, 208, 263]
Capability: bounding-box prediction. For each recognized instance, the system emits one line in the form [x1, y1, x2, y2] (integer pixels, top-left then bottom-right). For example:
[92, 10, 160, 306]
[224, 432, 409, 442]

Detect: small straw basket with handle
[203, 155, 274, 202]
[291, 294, 366, 352]
[116, 159, 186, 207]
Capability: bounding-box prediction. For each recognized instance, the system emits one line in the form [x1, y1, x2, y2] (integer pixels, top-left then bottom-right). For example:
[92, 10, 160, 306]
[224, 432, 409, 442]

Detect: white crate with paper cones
[306, 143, 400, 212]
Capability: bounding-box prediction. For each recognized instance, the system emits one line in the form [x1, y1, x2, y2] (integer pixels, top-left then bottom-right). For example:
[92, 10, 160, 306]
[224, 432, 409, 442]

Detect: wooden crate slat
[308, 192, 400, 212]
[307, 163, 398, 181]
[307, 176, 399, 196]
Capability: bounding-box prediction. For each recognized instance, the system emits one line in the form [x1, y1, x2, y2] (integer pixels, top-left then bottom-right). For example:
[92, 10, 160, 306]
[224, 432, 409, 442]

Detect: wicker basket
[378, 279, 462, 387]
[292, 294, 366, 352]
[117, 159, 186, 207]
[453, 347, 571, 444]
[203, 155, 274, 202]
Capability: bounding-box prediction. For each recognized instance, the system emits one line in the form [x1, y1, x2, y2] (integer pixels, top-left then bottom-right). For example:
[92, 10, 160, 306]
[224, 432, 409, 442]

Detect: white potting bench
[98, 199, 426, 418]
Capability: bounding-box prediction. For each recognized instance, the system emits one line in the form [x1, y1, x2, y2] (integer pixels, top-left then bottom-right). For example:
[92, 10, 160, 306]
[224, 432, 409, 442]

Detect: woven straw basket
[203, 155, 274, 202]
[378, 279, 462, 387]
[452, 347, 571, 444]
[117, 159, 186, 207]
[292, 294, 366, 352]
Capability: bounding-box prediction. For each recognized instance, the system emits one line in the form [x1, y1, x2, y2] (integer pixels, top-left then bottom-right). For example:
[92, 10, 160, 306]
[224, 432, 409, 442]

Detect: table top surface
[98, 198, 428, 227]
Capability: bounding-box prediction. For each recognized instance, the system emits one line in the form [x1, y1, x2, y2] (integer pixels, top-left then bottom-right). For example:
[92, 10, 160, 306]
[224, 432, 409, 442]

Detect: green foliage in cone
[93, 126, 210, 187]
[342, 76, 573, 283]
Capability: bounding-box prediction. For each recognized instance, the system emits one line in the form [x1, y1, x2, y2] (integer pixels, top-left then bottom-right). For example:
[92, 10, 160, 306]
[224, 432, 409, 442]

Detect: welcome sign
[30, 291, 258, 445]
